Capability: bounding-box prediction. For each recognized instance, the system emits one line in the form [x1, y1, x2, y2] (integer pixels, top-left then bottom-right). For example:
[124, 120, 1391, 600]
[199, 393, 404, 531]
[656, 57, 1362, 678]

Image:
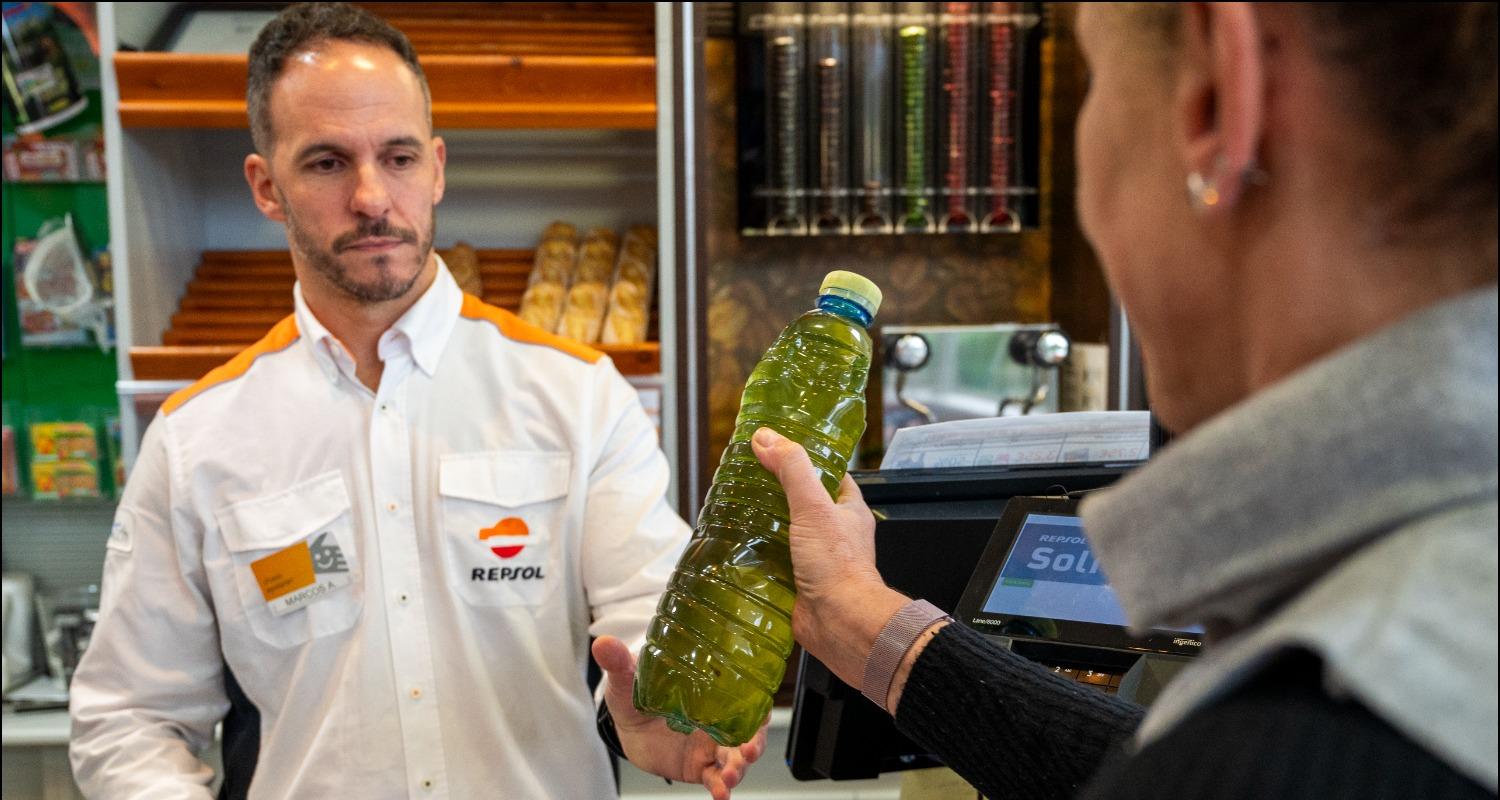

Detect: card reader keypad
[1049, 665, 1124, 694]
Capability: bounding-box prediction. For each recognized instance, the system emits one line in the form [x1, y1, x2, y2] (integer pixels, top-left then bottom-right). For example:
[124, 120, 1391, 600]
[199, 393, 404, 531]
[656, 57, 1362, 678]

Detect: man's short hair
[246, 2, 430, 156]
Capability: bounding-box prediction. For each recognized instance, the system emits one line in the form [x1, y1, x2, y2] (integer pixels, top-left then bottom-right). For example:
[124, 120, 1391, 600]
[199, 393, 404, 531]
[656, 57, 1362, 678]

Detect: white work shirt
[70, 262, 690, 799]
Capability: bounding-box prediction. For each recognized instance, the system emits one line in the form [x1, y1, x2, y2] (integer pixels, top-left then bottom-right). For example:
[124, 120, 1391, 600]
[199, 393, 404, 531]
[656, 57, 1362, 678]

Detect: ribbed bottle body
[633, 308, 874, 745]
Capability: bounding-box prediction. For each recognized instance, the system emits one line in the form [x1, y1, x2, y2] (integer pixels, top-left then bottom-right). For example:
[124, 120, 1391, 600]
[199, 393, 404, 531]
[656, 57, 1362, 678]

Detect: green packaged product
[633, 270, 883, 745]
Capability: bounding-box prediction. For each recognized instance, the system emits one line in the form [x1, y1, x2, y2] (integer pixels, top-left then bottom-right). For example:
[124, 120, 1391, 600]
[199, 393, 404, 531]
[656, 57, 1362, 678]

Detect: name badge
[250, 532, 351, 616]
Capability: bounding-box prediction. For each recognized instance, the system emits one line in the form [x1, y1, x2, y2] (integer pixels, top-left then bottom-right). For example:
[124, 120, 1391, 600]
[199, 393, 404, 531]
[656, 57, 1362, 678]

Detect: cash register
[786, 462, 1201, 782]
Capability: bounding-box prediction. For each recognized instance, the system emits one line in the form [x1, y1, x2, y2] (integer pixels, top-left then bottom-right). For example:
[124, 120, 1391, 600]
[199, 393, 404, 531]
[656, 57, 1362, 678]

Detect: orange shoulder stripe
[458, 293, 602, 365]
[161, 315, 301, 417]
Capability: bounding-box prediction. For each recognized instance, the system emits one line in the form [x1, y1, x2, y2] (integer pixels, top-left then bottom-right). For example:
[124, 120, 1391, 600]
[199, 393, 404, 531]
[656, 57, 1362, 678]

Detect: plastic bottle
[633, 271, 883, 746]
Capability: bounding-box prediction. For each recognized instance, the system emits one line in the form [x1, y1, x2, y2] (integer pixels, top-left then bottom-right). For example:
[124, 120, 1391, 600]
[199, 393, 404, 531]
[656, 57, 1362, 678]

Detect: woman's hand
[751, 427, 910, 690]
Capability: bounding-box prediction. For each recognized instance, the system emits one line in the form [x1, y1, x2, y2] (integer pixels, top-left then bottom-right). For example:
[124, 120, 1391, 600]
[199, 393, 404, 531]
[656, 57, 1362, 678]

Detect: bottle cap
[819, 270, 883, 319]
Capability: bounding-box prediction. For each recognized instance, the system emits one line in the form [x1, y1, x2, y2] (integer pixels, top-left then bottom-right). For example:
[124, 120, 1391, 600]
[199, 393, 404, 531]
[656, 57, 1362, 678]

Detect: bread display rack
[128, 250, 660, 380]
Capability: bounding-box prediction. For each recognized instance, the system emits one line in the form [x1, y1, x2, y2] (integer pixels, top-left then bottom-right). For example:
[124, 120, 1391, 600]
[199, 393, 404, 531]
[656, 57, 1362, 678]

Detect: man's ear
[1175, 2, 1266, 213]
[245, 152, 287, 222]
[431, 135, 447, 207]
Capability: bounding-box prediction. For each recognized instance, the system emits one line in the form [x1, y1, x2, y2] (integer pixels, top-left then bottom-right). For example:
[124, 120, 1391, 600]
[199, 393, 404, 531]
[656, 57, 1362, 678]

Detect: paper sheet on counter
[880, 411, 1151, 470]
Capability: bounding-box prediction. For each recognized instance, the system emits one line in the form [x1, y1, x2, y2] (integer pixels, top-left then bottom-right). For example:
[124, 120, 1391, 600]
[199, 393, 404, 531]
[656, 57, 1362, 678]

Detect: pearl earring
[1187, 171, 1220, 212]
[1188, 159, 1270, 213]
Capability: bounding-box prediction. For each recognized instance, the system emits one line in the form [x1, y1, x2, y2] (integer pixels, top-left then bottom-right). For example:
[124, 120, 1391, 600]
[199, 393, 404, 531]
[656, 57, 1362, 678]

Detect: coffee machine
[880, 323, 1072, 448]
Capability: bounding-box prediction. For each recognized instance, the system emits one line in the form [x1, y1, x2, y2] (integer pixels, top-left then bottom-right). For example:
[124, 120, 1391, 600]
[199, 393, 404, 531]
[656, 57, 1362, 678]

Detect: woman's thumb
[751, 428, 832, 516]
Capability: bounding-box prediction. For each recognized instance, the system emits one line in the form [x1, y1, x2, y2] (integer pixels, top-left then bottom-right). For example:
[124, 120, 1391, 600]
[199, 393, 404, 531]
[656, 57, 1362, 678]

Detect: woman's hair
[1132, 3, 1498, 237]
[1301, 4, 1496, 233]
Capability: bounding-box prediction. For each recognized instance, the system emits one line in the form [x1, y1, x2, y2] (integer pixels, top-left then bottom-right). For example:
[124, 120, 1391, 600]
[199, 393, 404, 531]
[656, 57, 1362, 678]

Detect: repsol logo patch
[480, 517, 528, 559]
[472, 566, 547, 582]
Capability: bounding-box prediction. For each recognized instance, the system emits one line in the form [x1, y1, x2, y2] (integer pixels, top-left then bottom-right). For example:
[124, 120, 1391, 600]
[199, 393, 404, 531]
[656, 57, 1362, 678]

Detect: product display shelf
[114, 2, 656, 130]
[114, 53, 653, 130]
[127, 249, 660, 381]
[117, 0, 657, 129]
[100, 2, 673, 474]
[355, 2, 656, 55]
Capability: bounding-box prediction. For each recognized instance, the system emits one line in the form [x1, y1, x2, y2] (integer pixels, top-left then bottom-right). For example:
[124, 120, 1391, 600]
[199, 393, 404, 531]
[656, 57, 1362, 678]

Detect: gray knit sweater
[894, 285, 1499, 798]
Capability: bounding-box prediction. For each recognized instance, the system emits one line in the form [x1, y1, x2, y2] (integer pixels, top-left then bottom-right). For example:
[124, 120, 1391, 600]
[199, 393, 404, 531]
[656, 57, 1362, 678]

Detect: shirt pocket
[215, 471, 363, 649]
[439, 451, 570, 608]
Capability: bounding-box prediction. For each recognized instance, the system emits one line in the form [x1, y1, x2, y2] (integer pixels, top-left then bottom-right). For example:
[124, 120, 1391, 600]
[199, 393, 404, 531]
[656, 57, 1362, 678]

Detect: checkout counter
[787, 457, 1199, 783]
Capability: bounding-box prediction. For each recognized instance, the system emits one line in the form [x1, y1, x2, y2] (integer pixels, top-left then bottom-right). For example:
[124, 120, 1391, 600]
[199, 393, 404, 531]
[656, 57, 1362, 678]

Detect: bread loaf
[555, 228, 620, 343]
[601, 226, 657, 345]
[443, 241, 483, 297]
[516, 221, 580, 332]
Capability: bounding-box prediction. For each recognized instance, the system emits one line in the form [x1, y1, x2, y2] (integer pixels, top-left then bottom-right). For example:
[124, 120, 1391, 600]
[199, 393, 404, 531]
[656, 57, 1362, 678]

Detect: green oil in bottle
[633, 271, 882, 746]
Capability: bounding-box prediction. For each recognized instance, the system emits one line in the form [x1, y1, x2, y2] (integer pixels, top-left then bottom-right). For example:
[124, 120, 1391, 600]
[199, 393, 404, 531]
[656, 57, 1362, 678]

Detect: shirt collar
[385, 253, 462, 377]
[293, 254, 464, 383]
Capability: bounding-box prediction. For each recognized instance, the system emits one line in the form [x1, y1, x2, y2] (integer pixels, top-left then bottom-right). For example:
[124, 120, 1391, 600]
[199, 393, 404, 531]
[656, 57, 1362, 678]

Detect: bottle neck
[817, 294, 873, 327]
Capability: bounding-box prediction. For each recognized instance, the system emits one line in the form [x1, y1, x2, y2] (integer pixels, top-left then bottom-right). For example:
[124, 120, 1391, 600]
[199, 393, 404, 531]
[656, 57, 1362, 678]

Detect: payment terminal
[787, 463, 1147, 781]
[952, 495, 1201, 698]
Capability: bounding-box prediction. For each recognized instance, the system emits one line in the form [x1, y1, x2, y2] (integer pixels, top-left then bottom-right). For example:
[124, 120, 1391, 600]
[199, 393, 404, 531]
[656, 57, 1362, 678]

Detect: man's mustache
[333, 221, 419, 251]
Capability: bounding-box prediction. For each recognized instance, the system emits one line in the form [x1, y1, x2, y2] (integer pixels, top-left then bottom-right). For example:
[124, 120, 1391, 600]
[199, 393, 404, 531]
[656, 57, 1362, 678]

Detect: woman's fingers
[835, 470, 865, 508]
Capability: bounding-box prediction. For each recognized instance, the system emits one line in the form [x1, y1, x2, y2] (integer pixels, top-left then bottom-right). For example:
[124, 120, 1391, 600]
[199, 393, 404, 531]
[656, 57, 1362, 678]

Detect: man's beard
[284, 200, 436, 304]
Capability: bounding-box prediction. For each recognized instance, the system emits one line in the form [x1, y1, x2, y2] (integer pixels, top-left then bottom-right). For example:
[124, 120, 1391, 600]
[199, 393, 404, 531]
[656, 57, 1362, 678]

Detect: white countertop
[1, 707, 795, 749]
[2, 709, 71, 747]
[4, 706, 899, 800]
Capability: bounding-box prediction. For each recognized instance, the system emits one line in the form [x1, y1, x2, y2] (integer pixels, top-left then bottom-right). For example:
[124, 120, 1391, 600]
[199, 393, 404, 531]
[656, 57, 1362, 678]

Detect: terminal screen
[982, 513, 1201, 633]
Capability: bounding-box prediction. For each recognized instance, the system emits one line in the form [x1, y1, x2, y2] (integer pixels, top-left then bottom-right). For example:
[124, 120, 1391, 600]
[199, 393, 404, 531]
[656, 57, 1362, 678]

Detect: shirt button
[398, 592, 410, 605]
[387, 502, 398, 513]
[410, 687, 423, 700]
[421, 779, 433, 791]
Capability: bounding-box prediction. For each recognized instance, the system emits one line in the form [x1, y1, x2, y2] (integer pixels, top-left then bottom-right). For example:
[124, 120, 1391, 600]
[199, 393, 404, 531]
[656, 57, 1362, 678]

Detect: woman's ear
[1176, 2, 1266, 214]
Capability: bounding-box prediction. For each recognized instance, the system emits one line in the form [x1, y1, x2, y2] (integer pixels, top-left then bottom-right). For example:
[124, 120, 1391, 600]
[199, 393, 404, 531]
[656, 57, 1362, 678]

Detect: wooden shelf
[130, 342, 659, 380]
[354, 3, 655, 51]
[597, 342, 660, 376]
[114, 52, 655, 130]
[129, 249, 660, 381]
[130, 346, 246, 381]
[116, 2, 655, 129]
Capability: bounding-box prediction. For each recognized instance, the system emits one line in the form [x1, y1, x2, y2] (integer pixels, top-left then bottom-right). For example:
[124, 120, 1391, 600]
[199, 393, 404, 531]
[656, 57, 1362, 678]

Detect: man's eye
[310, 158, 342, 172]
[390, 155, 417, 168]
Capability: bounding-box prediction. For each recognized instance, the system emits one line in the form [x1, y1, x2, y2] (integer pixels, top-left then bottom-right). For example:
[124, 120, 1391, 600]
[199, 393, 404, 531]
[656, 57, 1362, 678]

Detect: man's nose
[350, 163, 392, 218]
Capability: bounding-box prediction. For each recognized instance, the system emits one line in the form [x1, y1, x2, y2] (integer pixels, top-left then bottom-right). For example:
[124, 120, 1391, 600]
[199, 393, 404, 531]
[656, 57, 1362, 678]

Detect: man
[69, 4, 762, 798]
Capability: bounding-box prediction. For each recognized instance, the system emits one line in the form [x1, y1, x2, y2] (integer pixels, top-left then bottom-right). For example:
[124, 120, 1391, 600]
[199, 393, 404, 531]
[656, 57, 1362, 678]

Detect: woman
[752, 3, 1497, 798]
